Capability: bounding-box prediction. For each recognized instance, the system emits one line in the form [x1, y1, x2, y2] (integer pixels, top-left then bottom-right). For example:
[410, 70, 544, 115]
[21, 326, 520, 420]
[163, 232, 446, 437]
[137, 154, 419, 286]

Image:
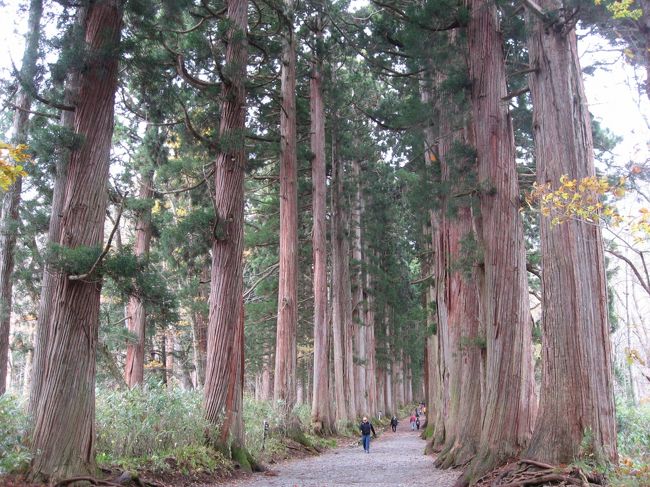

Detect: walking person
[390, 415, 398, 432]
[359, 416, 377, 453]
[409, 412, 417, 431]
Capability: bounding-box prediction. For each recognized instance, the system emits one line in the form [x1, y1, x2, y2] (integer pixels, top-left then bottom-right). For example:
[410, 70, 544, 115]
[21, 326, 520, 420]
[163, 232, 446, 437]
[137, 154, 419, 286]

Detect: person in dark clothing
[359, 416, 377, 453]
[390, 416, 398, 432]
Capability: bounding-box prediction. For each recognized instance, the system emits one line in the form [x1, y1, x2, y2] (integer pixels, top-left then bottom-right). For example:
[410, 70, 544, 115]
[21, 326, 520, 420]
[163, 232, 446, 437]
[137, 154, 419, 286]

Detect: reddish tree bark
[433, 70, 483, 469]
[28, 2, 123, 480]
[274, 0, 298, 409]
[309, 19, 334, 434]
[0, 0, 42, 396]
[464, 0, 535, 479]
[203, 0, 249, 440]
[29, 5, 86, 417]
[351, 159, 367, 416]
[331, 116, 350, 421]
[364, 249, 378, 417]
[124, 127, 158, 387]
[524, 3, 617, 464]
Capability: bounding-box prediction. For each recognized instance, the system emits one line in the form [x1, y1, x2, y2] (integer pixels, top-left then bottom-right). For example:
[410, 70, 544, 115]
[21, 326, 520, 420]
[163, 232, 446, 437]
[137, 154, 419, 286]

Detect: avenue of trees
[0, 0, 649, 485]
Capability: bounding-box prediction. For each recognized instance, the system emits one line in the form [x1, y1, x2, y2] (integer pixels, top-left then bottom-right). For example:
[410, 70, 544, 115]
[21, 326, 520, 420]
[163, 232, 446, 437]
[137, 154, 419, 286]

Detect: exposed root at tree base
[473, 459, 607, 486]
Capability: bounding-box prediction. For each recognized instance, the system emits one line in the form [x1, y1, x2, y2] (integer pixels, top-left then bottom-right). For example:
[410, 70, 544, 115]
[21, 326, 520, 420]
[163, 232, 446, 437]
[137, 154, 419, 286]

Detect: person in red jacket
[409, 412, 417, 431]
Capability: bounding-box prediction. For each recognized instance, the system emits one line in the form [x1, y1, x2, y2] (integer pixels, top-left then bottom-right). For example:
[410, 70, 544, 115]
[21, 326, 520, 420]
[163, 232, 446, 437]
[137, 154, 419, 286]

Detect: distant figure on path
[359, 416, 377, 453]
[390, 415, 398, 432]
[410, 412, 417, 431]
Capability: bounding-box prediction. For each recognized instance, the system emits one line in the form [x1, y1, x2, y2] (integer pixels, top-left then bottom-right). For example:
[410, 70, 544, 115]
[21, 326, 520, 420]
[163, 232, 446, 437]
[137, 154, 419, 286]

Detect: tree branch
[244, 262, 280, 300]
[69, 204, 124, 281]
[606, 249, 650, 297]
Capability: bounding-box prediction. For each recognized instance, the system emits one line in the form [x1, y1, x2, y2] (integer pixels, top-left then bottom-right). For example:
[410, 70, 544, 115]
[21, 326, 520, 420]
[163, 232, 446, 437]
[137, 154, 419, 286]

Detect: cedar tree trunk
[524, 4, 617, 464]
[464, 0, 535, 479]
[203, 0, 249, 431]
[124, 125, 159, 387]
[29, 1, 123, 480]
[309, 20, 334, 434]
[274, 0, 298, 410]
[30, 5, 86, 416]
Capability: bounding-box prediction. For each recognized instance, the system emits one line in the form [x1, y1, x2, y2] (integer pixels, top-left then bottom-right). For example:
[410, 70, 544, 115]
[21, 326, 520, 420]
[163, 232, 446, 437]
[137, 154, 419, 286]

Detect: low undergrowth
[95, 386, 233, 478]
[611, 401, 650, 486]
[0, 394, 31, 474]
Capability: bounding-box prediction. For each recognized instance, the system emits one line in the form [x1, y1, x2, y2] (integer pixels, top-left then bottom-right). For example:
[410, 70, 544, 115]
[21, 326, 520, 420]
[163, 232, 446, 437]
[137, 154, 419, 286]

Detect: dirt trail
[222, 417, 461, 487]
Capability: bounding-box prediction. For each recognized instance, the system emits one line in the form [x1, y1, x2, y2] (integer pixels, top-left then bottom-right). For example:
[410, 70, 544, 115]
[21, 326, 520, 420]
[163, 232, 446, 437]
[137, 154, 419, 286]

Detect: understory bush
[95, 385, 234, 475]
[96, 386, 208, 460]
[616, 402, 650, 463]
[613, 401, 650, 486]
[0, 394, 30, 474]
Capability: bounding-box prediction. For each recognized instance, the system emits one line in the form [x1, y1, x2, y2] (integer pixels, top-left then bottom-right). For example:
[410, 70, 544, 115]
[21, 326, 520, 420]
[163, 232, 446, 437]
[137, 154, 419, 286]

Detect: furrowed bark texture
[274, 1, 298, 409]
[364, 248, 378, 417]
[331, 119, 349, 421]
[384, 316, 394, 414]
[465, 0, 535, 479]
[219, 298, 245, 446]
[351, 159, 367, 417]
[203, 0, 248, 425]
[309, 25, 333, 434]
[525, 5, 617, 464]
[0, 0, 42, 395]
[29, 1, 122, 480]
[435, 107, 482, 469]
[124, 125, 159, 387]
[30, 5, 86, 416]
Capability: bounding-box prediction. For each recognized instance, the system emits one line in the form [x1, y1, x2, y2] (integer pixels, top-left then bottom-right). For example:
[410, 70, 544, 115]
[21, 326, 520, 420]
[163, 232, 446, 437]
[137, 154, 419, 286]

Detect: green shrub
[617, 402, 650, 464]
[0, 394, 31, 474]
[95, 386, 208, 461]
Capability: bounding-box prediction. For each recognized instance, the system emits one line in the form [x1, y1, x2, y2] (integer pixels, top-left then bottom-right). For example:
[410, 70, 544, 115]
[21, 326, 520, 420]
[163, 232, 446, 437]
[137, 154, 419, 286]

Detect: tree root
[54, 476, 121, 487]
[53, 472, 166, 487]
[473, 459, 606, 486]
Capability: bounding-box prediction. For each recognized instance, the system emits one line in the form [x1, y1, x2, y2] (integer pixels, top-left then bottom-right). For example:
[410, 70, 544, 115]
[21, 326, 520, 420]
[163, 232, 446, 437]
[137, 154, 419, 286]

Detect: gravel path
[222, 417, 461, 487]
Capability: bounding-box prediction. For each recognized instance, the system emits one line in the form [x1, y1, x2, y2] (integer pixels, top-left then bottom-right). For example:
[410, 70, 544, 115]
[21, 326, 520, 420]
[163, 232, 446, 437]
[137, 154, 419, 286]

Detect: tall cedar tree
[309, 15, 334, 434]
[124, 124, 160, 387]
[274, 0, 299, 410]
[203, 0, 249, 448]
[29, 5, 87, 416]
[29, 1, 123, 480]
[0, 0, 42, 395]
[524, 1, 617, 464]
[463, 0, 536, 481]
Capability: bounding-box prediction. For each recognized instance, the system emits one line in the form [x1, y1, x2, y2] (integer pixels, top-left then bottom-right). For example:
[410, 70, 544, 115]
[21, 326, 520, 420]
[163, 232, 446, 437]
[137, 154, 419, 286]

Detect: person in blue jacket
[359, 416, 377, 453]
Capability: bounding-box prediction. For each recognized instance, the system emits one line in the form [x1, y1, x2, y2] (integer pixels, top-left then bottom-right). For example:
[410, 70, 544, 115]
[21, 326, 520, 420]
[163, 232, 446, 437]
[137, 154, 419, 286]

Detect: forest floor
[216, 417, 461, 487]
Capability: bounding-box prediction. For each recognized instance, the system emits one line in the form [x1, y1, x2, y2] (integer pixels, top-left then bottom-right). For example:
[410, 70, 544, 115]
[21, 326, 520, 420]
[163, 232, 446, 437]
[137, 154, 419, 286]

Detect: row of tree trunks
[202, 0, 249, 451]
[524, 1, 617, 465]
[273, 0, 298, 412]
[0, 0, 43, 396]
[309, 16, 334, 435]
[418, 0, 618, 482]
[28, 1, 124, 480]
